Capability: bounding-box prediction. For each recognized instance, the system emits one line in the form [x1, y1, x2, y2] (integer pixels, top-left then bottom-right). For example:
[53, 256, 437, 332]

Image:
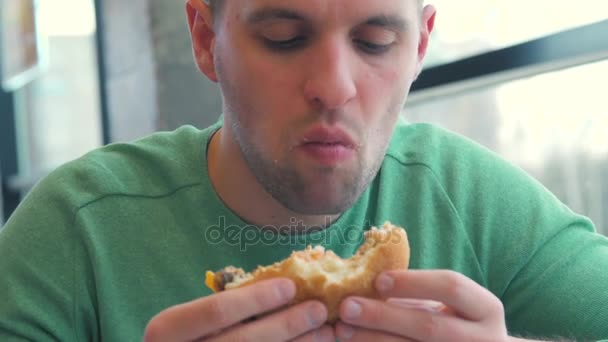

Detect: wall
[150, 0, 223, 131]
[99, 0, 222, 142]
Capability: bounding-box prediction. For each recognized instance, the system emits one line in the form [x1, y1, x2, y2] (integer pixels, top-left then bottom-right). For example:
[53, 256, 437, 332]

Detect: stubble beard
[230, 119, 385, 216]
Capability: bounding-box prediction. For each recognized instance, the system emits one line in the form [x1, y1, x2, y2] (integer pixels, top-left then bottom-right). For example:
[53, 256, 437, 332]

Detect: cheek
[224, 52, 301, 123]
[217, 41, 285, 117]
[358, 65, 409, 121]
[356, 66, 410, 156]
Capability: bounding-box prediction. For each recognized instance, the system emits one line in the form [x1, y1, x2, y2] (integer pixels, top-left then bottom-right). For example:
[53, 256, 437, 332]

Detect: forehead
[223, 0, 419, 25]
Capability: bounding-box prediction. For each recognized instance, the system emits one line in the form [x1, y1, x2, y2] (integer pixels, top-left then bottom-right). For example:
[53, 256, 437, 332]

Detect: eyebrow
[246, 8, 306, 24]
[362, 15, 410, 32]
[245, 7, 410, 33]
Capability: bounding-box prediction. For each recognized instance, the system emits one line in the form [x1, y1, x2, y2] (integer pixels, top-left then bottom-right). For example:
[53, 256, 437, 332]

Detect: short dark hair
[203, 0, 222, 14]
[206, 0, 422, 18]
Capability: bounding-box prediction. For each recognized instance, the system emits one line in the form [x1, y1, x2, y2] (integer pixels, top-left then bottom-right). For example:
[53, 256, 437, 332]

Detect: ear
[414, 5, 437, 79]
[185, 0, 218, 82]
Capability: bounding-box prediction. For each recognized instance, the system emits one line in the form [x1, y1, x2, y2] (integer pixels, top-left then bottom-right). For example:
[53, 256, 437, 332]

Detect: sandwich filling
[205, 223, 400, 292]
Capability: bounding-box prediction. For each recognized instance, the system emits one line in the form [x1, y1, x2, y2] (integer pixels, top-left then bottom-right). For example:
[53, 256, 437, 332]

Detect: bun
[205, 222, 409, 323]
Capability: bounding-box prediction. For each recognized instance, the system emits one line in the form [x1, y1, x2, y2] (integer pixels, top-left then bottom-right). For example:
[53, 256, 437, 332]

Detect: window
[425, 0, 608, 67]
[10, 0, 101, 191]
[405, 59, 608, 234]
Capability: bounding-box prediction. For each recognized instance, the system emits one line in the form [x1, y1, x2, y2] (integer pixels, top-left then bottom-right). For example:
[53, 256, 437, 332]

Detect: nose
[303, 38, 357, 110]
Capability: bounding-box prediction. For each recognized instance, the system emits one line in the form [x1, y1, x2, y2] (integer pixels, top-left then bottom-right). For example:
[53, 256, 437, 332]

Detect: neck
[207, 127, 340, 232]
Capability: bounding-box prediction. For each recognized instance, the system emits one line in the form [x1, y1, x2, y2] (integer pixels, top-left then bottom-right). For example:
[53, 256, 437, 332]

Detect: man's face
[211, 0, 433, 215]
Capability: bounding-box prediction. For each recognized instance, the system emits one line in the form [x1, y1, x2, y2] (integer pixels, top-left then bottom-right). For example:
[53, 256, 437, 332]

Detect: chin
[282, 193, 359, 216]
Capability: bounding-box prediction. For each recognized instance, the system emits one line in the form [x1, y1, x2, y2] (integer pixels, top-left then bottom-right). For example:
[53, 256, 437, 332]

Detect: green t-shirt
[1, 119, 607, 341]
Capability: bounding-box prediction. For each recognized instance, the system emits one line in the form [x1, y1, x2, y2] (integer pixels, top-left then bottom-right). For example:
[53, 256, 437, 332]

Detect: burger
[205, 222, 409, 323]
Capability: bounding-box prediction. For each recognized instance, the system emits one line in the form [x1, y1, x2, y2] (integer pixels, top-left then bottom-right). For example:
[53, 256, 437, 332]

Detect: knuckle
[318, 325, 334, 341]
[443, 271, 469, 300]
[295, 330, 327, 342]
[284, 310, 307, 337]
[290, 333, 308, 342]
[203, 296, 232, 327]
[488, 296, 505, 317]
[349, 334, 367, 342]
[353, 331, 376, 342]
[227, 332, 256, 342]
[252, 283, 281, 308]
[142, 316, 165, 342]
[417, 313, 441, 340]
[360, 300, 381, 323]
[308, 301, 328, 325]
[280, 301, 327, 339]
[284, 303, 316, 336]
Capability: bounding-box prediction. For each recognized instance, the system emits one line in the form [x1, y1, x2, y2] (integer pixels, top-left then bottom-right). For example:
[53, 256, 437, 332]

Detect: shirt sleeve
[500, 213, 608, 340]
[0, 170, 97, 342]
[422, 126, 608, 340]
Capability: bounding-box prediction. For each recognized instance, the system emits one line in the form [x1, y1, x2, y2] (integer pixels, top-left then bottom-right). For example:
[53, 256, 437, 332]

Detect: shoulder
[383, 120, 601, 299]
[384, 119, 585, 243]
[386, 120, 556, 207]
[29, 125, 214, 211]
[386, 119, 508, 175]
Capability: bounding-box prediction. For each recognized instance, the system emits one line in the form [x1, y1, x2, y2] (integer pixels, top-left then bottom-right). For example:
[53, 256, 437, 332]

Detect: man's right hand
[143, 278, 333, 341]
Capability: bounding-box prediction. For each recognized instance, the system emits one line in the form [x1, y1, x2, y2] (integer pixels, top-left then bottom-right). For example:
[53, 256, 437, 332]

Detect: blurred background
[1, 0, 607, 233]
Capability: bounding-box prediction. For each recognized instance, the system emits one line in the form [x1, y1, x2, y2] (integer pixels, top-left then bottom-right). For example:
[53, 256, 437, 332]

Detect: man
[1, 0, 607, 341]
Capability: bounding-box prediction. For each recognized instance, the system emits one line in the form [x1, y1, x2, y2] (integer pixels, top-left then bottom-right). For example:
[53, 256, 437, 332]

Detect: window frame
[410, 19, 608, 104]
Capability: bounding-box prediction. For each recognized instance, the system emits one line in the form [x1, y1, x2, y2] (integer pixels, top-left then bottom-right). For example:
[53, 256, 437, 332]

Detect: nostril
[303, 78, 357, 110]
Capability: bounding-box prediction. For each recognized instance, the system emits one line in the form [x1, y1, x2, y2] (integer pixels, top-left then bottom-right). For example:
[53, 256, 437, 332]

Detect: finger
[386, 298, 456, 316]
[292, 324, 334, 342]
[376, 270, 503, 321]
[143, 278, 295, 341]
[207, 300, 328, 342]
[339, 297, 474, 341]
[335, 322, 413, 342]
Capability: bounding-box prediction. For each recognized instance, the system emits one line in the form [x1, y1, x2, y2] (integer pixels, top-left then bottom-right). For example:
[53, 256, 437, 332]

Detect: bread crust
[205, 222, 409, 322]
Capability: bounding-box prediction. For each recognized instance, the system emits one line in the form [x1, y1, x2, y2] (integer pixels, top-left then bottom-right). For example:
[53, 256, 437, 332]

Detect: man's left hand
[335, 270, 509, 341]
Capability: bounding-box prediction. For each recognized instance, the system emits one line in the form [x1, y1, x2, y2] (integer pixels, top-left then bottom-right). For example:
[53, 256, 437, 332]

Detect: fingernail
[277, 280, 295, 302]
[307, 303, 327, 327]
[313, 327, 332, 342]
[343, 299, 362, 320]
[388, 298, 445, 312]
[376, 273, 394, 292]
[337, 324, 354, 340]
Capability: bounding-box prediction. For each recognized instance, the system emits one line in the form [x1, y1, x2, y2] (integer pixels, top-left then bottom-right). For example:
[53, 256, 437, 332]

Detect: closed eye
[263, 36, 307, 51]
[261, 36, 394, 55]
[354, 39, 393, 55]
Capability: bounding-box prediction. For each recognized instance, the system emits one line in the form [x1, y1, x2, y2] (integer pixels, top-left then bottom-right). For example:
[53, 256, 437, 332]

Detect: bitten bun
[205, 222, 409, 323]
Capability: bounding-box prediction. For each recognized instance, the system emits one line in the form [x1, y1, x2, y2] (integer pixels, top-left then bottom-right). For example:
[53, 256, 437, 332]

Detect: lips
[299, 126, 357, 148]
[297, 126, 358, 166]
